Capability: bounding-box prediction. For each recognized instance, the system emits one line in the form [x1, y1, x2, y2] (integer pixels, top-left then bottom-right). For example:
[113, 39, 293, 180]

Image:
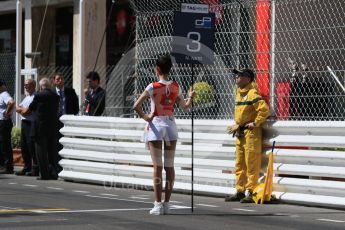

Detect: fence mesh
[118, 0, 345, 120]
[0, 53, 16, 97]
[1, 1, 343, 120]
[0, 53, 74, 102]
[37, 66, 73, 88]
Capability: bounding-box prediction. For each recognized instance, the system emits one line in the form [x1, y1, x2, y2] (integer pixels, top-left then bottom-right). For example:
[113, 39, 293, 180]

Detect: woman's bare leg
[149, 141, 163, 202]
[164, 140, 176, 202]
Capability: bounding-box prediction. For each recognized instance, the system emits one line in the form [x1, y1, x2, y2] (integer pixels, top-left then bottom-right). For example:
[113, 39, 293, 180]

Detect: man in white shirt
[15, 79, 37, 176]
[0, 80, 15, 174]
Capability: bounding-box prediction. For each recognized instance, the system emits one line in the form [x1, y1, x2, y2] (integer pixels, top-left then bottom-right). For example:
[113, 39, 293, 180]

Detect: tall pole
[269, 0, 276, 112]
[24, 0, 32, 69]
[15, 0, 23, 127]
[255, 0, 271, 103]
[191, 64, 194, 212]
[79, 0, 86, 108]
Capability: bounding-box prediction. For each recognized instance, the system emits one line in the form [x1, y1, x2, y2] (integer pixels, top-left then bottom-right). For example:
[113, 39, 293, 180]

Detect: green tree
[193, 81, 215, 106]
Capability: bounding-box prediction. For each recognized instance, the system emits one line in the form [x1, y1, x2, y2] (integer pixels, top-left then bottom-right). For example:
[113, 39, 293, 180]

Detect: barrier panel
[59, 115, 345, 208]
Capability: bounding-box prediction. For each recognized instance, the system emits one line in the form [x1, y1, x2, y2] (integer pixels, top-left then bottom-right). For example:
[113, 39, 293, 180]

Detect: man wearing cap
[225, 68, 270, 203]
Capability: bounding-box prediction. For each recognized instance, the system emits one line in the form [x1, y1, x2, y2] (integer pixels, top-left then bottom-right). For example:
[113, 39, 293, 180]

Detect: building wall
[73, 0, 107, 103]
[32, 6, 56, 68]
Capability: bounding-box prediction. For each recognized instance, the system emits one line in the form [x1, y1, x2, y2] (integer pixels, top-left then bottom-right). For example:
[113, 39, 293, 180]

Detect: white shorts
[147, 116, 178, 142]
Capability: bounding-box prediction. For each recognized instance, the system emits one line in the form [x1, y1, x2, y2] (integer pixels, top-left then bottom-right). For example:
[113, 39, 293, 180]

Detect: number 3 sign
[172, 11, 215, 65]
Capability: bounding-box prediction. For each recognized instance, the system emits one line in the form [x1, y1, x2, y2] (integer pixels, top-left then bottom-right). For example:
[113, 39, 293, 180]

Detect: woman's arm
[133, 90, 153, 122]
[178, 88, 196, 112]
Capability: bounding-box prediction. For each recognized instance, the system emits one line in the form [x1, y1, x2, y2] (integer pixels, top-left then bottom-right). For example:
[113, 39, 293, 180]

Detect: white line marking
[85, 195, 153, 204]
[72, 190, 90, 194]
[8, 182, 17, 185]
[233, 208, 256, 212]
[39, 208, 151, 214]
[0, 206, 17, 209]
[169, 200, 183, 204]
[46, 187, 63, 190]
[129, 196, 149, 200]
[5, 218, 68, 223]
[32, 210, 46, 213]
[133, 194, 150, 197]
[317, 219, 345, 223]
[85, 195, 190, 210]
[196, 204, 218, 208]
[23, 184, 38, 187]
[99, 193, 118, 197]
[169, 205, 192, 209]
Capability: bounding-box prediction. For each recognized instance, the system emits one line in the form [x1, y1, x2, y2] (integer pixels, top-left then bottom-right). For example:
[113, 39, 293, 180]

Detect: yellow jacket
[234, 82, 270, 126]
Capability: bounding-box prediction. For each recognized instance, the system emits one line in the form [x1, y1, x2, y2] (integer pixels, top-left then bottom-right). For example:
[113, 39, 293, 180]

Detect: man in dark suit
[53, 73, 79, 116]
[53, 73, 79, 172]
[83, 71, 105, 116]
[23, 78, 59, 180]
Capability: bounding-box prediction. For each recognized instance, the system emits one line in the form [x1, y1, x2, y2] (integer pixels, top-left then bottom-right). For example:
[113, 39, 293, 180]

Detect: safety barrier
[59, 115, 345, 208]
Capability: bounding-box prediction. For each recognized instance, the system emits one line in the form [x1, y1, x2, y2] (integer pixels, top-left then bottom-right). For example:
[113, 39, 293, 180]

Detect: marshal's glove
[226, 124, 240, 135]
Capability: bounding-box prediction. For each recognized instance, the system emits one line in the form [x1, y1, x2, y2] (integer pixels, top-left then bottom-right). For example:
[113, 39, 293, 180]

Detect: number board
[172, 11, 215, 65]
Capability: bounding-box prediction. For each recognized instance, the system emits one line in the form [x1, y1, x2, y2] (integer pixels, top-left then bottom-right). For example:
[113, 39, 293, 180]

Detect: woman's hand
[188, 88, 196, 99]
[143, 113, 154, 122]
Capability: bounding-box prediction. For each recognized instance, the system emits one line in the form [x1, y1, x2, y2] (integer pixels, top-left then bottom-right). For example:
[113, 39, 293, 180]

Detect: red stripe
[255, 0, 271, 103]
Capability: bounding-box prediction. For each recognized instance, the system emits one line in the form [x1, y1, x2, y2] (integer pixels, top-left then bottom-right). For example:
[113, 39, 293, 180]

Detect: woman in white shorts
[133, 54, 195, 215]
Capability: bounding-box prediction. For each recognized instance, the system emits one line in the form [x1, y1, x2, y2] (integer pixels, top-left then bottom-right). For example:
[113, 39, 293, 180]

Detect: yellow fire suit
[234, 82, 270, 193]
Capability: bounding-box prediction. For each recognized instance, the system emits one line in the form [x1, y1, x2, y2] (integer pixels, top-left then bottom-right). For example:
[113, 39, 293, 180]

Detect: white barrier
[59, 115, 345, 208]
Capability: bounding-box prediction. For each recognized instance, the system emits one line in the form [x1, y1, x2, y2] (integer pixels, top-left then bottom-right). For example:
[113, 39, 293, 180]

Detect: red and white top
[145, 80, 183, 116]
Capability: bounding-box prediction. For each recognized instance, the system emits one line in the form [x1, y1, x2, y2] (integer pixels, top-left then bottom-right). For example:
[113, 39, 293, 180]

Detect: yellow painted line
[0, 208, 69, 213]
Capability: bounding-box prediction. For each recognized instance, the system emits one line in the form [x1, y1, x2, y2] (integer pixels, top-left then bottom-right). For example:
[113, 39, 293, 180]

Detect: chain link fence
[37, 66, 73, 88]
[0, 53, 16, 97]
[1, 1, 343, 120]
[0, 53, 74, 100]
[0, 52, 127, 117]
[111, 0, 345, 120]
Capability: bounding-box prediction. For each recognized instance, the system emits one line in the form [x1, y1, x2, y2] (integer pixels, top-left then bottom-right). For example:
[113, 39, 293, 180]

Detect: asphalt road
[0, 174, 344, 230]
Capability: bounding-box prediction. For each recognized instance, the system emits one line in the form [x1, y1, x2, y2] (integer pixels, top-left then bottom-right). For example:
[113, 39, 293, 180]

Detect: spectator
[53, 73, 79, 172]
[83, 71, 105, 116]
[53, 73, 79, 116]
[0, 80, 15, 174]
[225, 68, 271, 203]
[22, 78, 59, 180]
[15, 79, 38, 176]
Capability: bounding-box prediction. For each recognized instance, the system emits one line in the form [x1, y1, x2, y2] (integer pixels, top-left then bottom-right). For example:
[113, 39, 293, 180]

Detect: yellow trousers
[235, 127, 262, 193]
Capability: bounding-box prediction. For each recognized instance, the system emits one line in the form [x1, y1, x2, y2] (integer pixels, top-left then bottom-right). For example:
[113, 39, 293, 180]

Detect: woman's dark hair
[156, 54, 172, 75]
[86, 71, 100, 83]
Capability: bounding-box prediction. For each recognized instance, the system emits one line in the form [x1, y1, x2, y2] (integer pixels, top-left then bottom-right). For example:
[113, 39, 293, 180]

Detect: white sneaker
[149, 201, 163, 215]
[163, 202, 171, 215]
